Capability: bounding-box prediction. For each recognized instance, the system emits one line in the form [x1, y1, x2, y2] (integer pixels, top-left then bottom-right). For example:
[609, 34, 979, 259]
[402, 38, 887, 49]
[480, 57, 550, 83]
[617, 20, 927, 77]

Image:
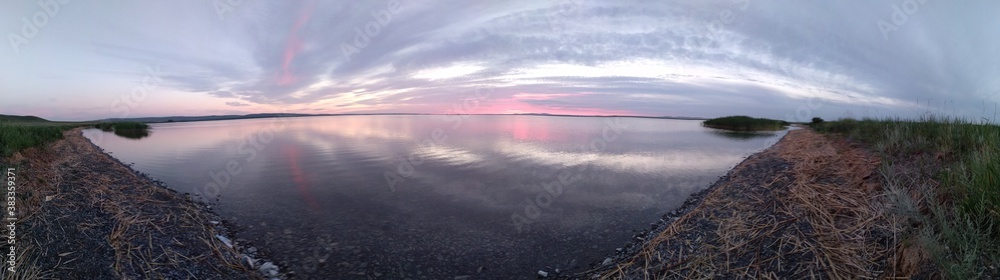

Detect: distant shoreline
[93, 113, 712, 124]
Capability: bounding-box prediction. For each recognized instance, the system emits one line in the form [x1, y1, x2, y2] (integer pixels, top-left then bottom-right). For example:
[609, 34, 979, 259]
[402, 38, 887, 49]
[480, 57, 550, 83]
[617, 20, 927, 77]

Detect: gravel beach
[1, 129, 277, 279]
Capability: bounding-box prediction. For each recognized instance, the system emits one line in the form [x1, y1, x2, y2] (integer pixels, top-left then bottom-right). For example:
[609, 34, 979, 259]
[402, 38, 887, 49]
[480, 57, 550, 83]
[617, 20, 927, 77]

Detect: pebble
[602, 258, 613, 266]
[241, 255, 255, 269]
[537, 270, 549, 278]
[215, 235, 233, 248]
[259, 262, 279, 276]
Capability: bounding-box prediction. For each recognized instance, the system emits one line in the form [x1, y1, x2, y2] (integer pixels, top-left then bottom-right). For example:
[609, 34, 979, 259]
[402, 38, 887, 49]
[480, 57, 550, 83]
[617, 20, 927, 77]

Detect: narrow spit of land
[1, 128, 275, 279]
[578, 129, 935, 279]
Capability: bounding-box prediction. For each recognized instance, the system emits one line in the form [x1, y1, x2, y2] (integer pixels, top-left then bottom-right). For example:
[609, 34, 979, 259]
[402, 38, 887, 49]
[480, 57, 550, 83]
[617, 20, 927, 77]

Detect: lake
[84, 115, 785, 279]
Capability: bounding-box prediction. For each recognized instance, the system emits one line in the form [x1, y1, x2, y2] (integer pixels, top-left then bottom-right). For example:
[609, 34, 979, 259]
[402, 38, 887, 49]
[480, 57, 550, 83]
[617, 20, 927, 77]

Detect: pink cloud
[276, 2, 317, 86]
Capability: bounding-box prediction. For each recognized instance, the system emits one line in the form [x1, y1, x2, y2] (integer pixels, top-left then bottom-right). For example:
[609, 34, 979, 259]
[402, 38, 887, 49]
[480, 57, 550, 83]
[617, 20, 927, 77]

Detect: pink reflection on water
[282, 145, 321, 212]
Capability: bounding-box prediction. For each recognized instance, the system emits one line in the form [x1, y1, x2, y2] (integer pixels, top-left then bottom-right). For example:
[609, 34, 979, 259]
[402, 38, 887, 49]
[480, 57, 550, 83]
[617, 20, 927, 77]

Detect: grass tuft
[703, 115, 788, 131]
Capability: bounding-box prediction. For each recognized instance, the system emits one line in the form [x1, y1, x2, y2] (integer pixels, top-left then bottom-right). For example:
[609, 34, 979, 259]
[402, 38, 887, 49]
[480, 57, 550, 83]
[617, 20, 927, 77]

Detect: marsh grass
[816, 116, 1000, 278]
[95, 122, 150, 131]
[0, 123, 70, 158]
[2, 120, 151, 157]
[703, 116, 788, 131]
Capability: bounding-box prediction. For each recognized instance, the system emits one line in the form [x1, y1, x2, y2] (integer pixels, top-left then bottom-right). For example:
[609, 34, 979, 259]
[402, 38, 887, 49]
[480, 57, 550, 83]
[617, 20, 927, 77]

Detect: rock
[210, 220, 220, 225]
[241, 255, 255, 269]
[215, 235, 233, 248]
[259, 262, 279, 276]
[537, 270, 549, 278]
[602, 258, 613, 266]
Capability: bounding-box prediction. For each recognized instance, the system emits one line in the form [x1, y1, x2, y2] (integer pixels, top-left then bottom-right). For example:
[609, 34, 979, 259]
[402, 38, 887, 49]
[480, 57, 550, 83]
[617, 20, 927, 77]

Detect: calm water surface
[84, 115, 785, 279]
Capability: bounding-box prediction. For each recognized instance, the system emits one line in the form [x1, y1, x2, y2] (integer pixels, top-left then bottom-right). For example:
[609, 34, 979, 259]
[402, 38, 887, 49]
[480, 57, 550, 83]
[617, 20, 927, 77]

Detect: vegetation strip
[702, 116, 789, 131]
[815, 117, 1000, 279]
[582, 118, 999, 279]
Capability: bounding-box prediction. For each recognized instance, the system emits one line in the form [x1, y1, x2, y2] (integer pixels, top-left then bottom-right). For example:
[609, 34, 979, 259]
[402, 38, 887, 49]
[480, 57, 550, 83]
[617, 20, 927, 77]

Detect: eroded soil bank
[575, 129, 935, 279]
[1, 129, 276, 279]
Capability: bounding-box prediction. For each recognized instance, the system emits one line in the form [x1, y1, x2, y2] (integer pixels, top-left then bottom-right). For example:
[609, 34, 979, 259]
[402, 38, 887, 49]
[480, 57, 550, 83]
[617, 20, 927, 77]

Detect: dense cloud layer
[2, 0, 998, 121]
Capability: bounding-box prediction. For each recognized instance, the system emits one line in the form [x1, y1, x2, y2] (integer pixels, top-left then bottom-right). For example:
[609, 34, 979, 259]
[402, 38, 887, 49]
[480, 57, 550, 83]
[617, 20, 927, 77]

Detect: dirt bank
[1, 129, 276, 279]
[577, 129, 934, 279]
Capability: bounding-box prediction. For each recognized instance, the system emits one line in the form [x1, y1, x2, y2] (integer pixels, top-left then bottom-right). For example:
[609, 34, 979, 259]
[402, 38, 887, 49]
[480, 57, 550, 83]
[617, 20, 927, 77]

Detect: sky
[1, 0, 998, 122]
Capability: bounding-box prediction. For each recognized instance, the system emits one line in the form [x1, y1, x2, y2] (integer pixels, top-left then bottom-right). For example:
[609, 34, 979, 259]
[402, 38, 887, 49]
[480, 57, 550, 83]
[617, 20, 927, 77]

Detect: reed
[703, 116, 788, 131]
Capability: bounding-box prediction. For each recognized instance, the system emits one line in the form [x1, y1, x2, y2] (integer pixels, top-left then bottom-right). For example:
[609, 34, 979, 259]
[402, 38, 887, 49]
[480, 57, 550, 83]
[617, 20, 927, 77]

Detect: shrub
[703, 116, 788, 131]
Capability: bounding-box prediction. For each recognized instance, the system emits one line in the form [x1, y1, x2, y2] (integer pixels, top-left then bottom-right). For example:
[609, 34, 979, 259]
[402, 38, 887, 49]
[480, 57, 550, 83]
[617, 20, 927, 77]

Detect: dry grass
[594, 129, 905, 279]
[2, 128, 259, 279]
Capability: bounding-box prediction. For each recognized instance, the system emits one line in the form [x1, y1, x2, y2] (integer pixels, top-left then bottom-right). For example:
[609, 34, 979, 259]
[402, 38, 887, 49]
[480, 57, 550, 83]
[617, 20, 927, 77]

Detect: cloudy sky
[2, 0, 998, 121]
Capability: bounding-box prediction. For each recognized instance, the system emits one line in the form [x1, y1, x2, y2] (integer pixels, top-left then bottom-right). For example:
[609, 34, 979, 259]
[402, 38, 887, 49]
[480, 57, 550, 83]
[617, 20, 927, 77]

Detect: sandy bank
[1, 129, 277, 279]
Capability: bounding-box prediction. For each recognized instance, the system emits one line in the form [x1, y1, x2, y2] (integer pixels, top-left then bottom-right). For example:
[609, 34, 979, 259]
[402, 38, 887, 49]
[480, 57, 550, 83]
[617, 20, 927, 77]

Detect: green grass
[703, 115, 789, 131]
[814, 116, 1000, 278]
[0, 123, 70, 158]
[94, 122, 151, 139]
[94, 121, 150, 131]
[1, 115, 151, 157]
